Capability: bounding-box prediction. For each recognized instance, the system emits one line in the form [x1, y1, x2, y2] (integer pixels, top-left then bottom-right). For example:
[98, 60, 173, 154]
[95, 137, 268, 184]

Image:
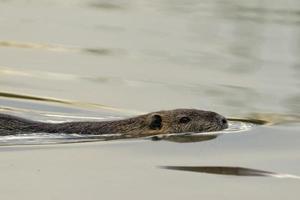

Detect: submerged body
[0, 109, 228, 136]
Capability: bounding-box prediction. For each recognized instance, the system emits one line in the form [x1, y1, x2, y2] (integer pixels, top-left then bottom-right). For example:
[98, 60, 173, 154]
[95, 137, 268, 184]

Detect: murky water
[0, 0, 300, 199]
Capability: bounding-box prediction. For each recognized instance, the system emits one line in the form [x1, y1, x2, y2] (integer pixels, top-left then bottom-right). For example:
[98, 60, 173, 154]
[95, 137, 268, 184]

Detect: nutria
[0, 109, 228, 136]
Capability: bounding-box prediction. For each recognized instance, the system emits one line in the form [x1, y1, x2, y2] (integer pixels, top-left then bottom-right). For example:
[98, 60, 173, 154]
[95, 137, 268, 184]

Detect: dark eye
[221, 118, 227, 124]
[179, 116, 191, 124]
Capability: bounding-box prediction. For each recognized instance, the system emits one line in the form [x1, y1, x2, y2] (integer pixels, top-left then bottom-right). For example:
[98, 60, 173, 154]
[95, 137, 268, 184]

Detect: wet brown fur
[0, 109, 228, 136]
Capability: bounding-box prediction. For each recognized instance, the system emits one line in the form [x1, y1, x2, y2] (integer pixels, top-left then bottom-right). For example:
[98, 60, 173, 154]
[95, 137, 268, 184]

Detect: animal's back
[0, 113, 37, 135]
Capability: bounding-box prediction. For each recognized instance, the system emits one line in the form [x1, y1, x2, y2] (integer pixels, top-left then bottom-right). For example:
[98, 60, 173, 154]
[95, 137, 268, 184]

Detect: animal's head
[144, 109, 228, 135]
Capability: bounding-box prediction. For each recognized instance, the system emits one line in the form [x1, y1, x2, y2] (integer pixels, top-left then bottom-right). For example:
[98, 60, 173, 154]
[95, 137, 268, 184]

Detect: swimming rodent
[0, 109, 228, 136]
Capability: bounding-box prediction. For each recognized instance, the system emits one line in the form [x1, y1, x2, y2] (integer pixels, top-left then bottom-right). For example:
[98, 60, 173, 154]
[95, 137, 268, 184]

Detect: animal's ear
[149, 114, 162, 130]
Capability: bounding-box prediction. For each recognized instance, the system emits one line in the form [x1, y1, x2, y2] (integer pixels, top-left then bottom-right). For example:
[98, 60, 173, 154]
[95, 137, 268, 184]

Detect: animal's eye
[221, 118, 227, 124]
[149, 114, 162, 130]
[179, 116, 191, 124]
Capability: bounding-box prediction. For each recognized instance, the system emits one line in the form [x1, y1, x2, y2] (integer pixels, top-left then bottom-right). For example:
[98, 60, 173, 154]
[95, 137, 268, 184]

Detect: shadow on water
[162, 166, 300, 179]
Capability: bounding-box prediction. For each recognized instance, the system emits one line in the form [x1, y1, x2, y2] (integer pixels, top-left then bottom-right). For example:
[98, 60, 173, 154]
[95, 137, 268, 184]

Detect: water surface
[0, 0, 300, 199]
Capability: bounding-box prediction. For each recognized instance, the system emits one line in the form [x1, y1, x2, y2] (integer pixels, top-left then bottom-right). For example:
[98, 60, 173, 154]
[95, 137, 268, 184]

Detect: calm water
[0, 0, 300, 199]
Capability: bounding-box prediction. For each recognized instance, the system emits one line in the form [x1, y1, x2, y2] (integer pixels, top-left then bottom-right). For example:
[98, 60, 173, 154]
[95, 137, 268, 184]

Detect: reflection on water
[163, 166, 300, 179]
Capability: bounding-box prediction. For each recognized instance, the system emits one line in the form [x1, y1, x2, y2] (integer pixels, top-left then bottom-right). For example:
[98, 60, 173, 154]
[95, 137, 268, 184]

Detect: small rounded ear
[149, 114, 162, 130]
